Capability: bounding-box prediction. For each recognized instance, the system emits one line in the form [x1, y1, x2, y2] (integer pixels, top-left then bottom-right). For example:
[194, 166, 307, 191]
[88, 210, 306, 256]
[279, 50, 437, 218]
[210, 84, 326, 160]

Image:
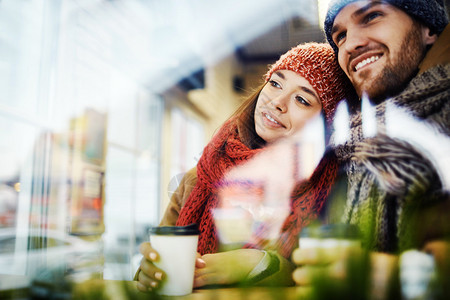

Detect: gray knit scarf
[334, 64, 450, 253]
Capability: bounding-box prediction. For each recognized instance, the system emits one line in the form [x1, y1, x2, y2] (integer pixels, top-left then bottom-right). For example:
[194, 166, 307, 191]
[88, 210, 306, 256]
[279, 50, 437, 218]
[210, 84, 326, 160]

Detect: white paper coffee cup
[149, 224, 199, 296]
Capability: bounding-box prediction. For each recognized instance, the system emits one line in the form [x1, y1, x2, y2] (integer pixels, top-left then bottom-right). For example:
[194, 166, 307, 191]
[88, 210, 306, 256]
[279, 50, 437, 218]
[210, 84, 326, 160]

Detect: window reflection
[0, 0, 325, 286]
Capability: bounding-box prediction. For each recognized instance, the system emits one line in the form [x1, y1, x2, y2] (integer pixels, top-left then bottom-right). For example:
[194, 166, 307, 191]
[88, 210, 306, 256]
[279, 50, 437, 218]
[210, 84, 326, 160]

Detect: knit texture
[324, 0, 449, 53]
[270, 149, 340, 258]
[176, 118, 340, 257]
[176, 119, 261, 254]
[392, 64, 450, 136]
[265, 42, 354, 124]
[334, 64, 450, 252]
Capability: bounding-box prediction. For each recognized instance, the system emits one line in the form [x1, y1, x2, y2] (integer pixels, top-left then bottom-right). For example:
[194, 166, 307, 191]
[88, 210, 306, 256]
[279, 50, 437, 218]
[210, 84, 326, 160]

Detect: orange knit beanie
[265, 42, 353, 123]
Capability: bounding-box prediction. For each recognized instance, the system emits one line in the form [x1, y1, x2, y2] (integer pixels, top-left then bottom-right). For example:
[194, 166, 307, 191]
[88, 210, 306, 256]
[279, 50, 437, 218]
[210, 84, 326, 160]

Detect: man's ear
[422, 26, 438, 46]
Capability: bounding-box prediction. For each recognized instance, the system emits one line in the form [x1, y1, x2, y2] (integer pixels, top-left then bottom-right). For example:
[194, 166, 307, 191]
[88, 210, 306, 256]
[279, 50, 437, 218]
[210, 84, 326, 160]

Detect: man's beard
[362, 23, 428, 103]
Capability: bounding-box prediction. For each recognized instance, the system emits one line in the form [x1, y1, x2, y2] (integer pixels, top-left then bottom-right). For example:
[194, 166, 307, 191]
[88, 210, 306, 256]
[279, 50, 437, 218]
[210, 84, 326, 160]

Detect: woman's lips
[262, 111, 285, 128]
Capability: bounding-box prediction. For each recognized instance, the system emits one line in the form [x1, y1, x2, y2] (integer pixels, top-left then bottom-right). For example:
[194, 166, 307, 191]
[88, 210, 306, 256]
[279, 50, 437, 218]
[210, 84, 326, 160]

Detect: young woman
[135, 42, 355, 292]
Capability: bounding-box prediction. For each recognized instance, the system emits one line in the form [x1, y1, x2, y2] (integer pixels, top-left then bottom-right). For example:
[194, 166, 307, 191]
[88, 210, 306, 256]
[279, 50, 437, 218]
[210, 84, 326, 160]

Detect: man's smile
[349, 51, 383, 73]
[355, 55, 380, 71]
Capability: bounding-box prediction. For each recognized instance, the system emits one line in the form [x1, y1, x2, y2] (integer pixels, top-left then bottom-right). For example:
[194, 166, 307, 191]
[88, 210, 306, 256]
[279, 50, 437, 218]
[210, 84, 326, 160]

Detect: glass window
[103, 91, 164, 280]
[0, 117, 38, 234]
[103, 147, 135, 280]
[170, 108, 205, 179]
[0, 0, 166, 283]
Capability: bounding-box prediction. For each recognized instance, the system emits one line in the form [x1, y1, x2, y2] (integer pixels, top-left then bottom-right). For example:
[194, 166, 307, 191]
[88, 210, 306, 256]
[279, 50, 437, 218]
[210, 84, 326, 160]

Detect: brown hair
[228, 83, 267, 150]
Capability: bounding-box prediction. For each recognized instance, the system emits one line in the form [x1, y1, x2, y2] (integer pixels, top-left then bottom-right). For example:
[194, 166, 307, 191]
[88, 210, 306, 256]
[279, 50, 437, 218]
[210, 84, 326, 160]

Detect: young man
[292, 0, 450, 291]
[325, 0, 448, 104]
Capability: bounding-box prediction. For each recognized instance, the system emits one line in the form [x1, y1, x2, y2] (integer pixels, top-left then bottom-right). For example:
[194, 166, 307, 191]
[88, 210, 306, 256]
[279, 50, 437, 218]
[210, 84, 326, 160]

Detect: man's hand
[291, 246, 349, 286]
[292, 246, 398, 300]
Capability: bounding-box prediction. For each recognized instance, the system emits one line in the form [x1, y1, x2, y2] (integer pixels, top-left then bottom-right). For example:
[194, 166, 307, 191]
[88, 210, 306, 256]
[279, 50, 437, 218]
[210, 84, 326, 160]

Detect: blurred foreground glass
[299, 223, 361, 250]
[299, 223, 373, 300]
[214, 116, 326, 250]
[0, 229, 101, 282]
[400, 250, 438, 300]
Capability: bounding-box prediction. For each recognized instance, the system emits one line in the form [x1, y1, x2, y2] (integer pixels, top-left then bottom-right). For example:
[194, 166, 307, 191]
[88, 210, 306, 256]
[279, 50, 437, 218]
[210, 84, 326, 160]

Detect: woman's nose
[271, 93, 289, 112]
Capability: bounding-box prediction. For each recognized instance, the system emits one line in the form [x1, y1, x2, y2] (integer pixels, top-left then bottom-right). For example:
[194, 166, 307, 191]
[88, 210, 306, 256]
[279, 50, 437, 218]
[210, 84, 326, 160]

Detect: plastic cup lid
[149, 223, 200, 236]
[300, 223, 360, 239]
[299, 225, 321, 238]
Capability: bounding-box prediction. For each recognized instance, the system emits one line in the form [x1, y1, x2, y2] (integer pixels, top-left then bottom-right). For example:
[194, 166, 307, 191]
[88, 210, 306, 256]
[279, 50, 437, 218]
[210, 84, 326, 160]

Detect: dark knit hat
[265, 42, 353, 123]
[324, 0, 449, 53]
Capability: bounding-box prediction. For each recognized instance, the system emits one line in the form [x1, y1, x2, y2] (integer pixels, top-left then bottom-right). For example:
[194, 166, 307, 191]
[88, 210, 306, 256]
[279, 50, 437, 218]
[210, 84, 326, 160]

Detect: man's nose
[343, 28, 370, 54]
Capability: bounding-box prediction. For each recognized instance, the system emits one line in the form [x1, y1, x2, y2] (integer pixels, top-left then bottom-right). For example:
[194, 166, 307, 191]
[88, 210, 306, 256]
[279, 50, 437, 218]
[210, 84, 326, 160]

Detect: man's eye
[335, 32, 346, 45]
[364, 11, 382, 23]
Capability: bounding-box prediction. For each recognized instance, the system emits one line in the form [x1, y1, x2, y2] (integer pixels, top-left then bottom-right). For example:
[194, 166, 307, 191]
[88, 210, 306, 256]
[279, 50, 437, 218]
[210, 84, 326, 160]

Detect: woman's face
[254, 69, 322, 143]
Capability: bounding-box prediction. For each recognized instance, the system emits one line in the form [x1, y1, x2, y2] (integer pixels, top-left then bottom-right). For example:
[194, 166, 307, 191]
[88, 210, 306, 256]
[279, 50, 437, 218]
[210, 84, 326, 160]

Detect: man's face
[330, 1, 437, 102]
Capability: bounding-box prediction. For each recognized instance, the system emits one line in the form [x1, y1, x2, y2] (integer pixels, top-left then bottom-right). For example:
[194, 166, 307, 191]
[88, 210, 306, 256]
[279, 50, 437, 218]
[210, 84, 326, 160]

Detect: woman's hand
[136, 242, 165, 292]
[136, 242, 206, 293]
[194, 249, 264, 287]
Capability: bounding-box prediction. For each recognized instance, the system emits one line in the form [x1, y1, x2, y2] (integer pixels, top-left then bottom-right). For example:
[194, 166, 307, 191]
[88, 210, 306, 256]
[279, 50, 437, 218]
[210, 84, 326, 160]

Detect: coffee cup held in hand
[299, 223, 361, 257]
[149, 223, 199, 296]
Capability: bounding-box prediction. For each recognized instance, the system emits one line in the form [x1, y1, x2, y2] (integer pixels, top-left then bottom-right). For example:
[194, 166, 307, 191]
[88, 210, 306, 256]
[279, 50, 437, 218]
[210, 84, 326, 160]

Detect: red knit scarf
[176, 119, 261, 254]
[176, 119, 340, 258]
[272, 149, 339, 258]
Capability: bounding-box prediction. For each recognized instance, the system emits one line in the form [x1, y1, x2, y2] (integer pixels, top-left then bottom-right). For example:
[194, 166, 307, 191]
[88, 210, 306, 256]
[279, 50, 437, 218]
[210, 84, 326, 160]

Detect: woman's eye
[269, 80, 281, 88]
[296, 96, 311, 106]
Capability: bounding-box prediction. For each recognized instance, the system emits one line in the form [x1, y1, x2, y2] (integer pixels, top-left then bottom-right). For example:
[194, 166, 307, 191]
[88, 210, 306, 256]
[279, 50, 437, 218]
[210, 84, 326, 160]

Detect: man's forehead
[333, 0, 387, 25]
[335, 0, 385, 18]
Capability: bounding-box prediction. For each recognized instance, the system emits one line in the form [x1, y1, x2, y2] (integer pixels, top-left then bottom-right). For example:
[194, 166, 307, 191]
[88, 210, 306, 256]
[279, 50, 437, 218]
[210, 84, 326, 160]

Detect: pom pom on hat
[324, 0, 449, 53]
[265, 42, 353, 123]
